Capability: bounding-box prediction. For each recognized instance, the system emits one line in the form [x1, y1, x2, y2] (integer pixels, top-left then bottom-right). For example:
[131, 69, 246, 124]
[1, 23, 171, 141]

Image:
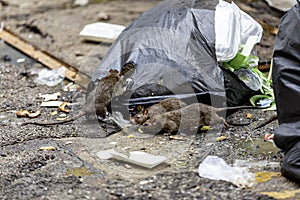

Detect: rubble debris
[79, 22, 125, 43]
[198, 155, 256, 188]
[0, 28, 90, 88]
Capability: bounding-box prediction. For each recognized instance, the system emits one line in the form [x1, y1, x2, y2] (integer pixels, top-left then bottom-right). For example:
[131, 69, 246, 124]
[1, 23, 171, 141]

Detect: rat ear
[143, 109, 148, 115]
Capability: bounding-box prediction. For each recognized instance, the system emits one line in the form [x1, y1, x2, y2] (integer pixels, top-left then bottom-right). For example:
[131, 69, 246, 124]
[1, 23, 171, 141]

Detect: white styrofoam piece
[79, 22, 125, 43]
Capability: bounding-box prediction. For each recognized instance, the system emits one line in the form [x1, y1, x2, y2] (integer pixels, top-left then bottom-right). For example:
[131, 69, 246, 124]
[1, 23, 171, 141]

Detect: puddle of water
[0, 41, 36, 66]
[242, 137, 279, 154]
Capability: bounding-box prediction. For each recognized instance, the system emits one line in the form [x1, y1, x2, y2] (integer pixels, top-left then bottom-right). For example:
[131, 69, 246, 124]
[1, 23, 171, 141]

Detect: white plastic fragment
[198, 155, 256, 188]
[40, 101, 64, 107]
[96, 149, 167, 169]
[40, 92, 61, 101]
[34, 67, 66, 87]
[79, 22, 126, 43]
[16, 58, 26, 63]
[215, 0, 262, 62]
[96, 149, 119, 160]
[111, 151, 167, 169]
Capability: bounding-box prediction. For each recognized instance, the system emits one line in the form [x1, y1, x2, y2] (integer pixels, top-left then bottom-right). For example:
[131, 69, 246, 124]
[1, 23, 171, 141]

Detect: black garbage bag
[88, 0, 258, 118]
[272, 1, 300, 182]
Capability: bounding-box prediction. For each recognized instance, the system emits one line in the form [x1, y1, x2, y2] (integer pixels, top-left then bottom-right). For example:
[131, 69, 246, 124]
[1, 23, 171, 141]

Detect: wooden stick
[0, 28, 90, 89]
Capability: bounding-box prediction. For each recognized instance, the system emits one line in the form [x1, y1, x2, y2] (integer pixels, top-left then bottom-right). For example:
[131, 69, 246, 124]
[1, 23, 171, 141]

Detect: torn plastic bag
[88, 0, 262, 118]
[272, 2, 300, 183]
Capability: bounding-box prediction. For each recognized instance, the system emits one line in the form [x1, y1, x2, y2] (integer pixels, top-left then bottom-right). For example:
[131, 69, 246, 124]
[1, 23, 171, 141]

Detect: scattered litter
[40, 92, 61, 101]
[261, 189, 300, 199]
[97, 149, 167, 169]
[122, 147, 130, 151]
[246, 113, 252, 119]
[96, 149, 117, 160]
[63, 82, 81, 92]
[264, 0, 295, 12]
[40, 101, 64, 107]
[198, 155, 256, 188]
[34, 67, 66, 87]
[127, 134, 135, 139]
[64, 141, 73, 145]
[169, 135, 187, 141]
[111, 151, 167, 169]
[57, 113, 67, 121]
[97, 12, 110, 21]
[66, 167, 93, 177]
[216, 136, 227, 142]
[58, 102, 70, 113]
[255, 171, 281, 183]
[50, 110, 58, 116]
[205, 143, 214, 147]
[109, 142, 118, 145]
[139, 180, 153, 185]
[200, 126, 212, 131]
[73, 0, 89, 7]
[16, 58, 26, 63]
[79, 22, 125, 43]
[39, 146, 56, 151]
[16, 109, 41, 118]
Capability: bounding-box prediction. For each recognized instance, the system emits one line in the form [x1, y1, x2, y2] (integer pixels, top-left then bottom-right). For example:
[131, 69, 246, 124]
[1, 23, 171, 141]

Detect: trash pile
[88, 0, 273, 121]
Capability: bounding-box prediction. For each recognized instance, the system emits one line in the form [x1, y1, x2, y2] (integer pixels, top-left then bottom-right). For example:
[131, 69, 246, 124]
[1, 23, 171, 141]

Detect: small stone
[97, 12, 110, 21]
[124, 164, 132, 169]
[74, 0, 89, 6]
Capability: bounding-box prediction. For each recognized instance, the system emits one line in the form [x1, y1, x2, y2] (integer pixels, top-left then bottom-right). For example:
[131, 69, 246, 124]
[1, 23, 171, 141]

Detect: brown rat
[21, 69, 123, 126]
[139, 103, 269, 134]
[131, 98, 187, 125]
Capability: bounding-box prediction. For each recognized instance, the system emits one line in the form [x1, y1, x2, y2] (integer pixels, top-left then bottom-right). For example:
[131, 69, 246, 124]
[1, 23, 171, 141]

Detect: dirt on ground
[0, 0, 300, 199]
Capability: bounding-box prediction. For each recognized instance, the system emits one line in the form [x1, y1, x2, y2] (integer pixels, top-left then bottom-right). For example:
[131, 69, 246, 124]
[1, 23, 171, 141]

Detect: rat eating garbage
[131, 98, 187, 125]
[139, 102, 269, 134]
